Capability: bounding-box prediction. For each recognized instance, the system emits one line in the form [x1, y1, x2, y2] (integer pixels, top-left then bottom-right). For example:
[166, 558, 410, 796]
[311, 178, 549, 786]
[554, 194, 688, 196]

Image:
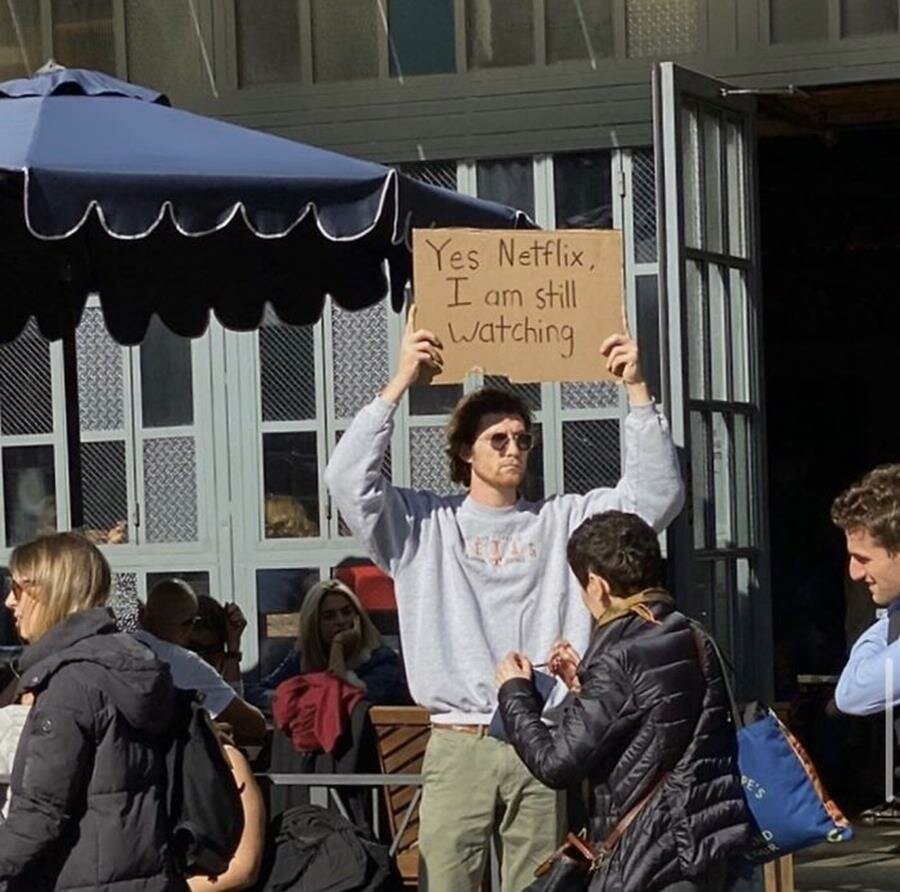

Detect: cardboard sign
[412, 228, 624, 383]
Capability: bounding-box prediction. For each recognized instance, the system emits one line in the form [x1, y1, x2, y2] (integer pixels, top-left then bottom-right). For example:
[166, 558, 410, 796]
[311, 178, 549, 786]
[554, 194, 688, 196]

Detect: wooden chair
[763, 855, 794, 892]
[369, 705, 431, 886]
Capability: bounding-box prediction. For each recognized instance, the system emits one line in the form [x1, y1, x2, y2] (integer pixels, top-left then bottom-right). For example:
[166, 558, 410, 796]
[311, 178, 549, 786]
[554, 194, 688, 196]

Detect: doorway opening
[760, 109, 900, 808]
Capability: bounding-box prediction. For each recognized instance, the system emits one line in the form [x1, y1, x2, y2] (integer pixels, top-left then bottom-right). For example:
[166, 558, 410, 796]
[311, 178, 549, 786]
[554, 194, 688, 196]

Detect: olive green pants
[417, 727, 565, 892]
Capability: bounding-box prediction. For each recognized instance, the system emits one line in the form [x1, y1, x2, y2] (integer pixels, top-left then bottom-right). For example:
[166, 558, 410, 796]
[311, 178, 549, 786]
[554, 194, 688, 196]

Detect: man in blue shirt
[832, 464, 900, 715]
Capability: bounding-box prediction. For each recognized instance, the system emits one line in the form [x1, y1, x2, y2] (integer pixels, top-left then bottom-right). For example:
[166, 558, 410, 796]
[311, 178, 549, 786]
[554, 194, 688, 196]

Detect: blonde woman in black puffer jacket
[0, 533, 184, 891]
[497, 511, 751, 892]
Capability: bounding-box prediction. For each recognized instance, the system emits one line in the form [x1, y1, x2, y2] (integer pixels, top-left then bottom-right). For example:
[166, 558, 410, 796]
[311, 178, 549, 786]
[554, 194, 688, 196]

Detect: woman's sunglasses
[482, 432, 535, 453]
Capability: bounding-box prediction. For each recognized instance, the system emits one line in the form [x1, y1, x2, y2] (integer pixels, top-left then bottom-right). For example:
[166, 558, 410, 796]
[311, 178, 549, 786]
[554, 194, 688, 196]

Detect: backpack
[165, 689, 244, 877]
[258, 804, 399, 892]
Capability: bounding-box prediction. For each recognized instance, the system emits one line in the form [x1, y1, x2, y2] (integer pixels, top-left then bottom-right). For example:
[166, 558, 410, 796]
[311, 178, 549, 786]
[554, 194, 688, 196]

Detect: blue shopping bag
[691, 624, 853, 864]
[737, 705, 853, 863]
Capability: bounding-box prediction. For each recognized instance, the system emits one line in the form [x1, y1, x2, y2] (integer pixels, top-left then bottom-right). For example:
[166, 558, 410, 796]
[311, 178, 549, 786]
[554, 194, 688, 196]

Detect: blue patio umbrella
[0, 66, 532, 344]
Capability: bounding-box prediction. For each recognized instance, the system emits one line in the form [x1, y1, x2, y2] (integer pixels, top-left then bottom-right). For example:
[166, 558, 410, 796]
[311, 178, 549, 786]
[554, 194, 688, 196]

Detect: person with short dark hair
[135, 579, 266, 744]
[326, 309, 684, 890]
[496, 511, 750, 891]
[832, 464, 900, 714]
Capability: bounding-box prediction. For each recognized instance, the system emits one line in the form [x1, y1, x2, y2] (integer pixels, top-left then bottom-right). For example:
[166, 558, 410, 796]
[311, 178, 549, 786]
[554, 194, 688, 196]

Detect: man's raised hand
[382, 305, 444, 404]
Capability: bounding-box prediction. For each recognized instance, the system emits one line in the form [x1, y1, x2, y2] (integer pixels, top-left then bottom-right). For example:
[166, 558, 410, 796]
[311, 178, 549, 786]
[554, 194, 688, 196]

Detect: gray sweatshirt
[325, 396, 684, 725]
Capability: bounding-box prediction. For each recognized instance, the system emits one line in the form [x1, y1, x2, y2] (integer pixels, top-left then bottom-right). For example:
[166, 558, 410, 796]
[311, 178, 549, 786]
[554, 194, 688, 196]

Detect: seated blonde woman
[247, 579, 409, 712]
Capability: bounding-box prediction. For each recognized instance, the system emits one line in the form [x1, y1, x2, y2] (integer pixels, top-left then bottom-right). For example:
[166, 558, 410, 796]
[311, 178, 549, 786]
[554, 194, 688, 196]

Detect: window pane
[140, 316, 194, 428]
[626, 0, 700, 57]
[81, 440, 128, 544]
[143, 436, 198, 542]
[690, 411, 709, 549]
[725, 117, 747, 258]
[702, 110, 723, 255]
[0, 321, 53, 436]
[0, 1, 41, 81]
[632, 148, 657, 263]
[686, 259, 706, 399]
[712, 559, 734, 663]
[681, 104, 701, 249]
[733, 413, 753, 547]
[476, 157, 535, 218]
[635, 275, 661, 404]
[842, 0, 897, 36]
[77, 306, 125, 433]
[410, 425, 461, 493]
[3, 445, 56, 546]
[770, 0, 828, 43]
[563, 419, 620, 492]
[311, 0, 378, 82]
[466, 0, 534, 69]
[483, 376, 542, 411]
[260, 322, 316, 422]
[146, 570, 210, 599]
[546, 0, 613, 64]
[256, 568, 319, 677]
[262, 432, 320, 537]
[52, 0, 115, 73]
[390, 0, 455, 76]
[709, 265, 727, 401]
[561, 381, 619, 412]
[729, 268, 749, 403]
[553, 151, 612, 229]
[712, 412, 733, 548]
[332, 301, 389, 419]
[110, 572, 139, 632]
[409, 383, 463, 415]
[236, 0, 301, 85]
[124, 0, 207, 99]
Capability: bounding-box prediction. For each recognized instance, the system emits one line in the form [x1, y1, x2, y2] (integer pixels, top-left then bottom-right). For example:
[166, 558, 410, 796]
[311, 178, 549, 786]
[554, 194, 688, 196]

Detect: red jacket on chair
[273, 671, 365, 753]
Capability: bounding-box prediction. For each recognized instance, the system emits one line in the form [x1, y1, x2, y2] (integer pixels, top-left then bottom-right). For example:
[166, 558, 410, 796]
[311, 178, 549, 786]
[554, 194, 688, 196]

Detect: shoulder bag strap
[689, 621, 743, 730]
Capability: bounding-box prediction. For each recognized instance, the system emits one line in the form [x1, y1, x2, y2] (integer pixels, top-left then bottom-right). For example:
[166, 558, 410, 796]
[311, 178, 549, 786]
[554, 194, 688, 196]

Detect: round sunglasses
[480, 432, 535, 453]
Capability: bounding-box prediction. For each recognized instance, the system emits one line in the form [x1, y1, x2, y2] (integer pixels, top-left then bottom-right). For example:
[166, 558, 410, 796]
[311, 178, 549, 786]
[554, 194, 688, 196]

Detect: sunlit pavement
[794, 824, 900, 891]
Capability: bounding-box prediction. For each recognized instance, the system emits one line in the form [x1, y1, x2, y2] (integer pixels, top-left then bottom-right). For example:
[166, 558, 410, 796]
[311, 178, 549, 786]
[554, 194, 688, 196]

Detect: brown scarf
[594, 587, 675, 629]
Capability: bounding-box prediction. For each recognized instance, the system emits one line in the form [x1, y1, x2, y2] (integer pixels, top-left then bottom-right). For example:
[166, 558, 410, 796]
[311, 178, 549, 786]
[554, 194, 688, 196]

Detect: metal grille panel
[81, 440, 128, 540]
[77, 306, 125, 432]
[632, 148, 658, 263]
[143, 437, 198, 542]
[626, 0, 700, 57]
[410, 426, 462, 494]
[260, 323, 317, 421]
[332, 301, 389, 419]
[560, 381, 620, 411]
[0, 320, 53, 435]
[484, 376, 542, 411]
[398, 161, 458, 192]
[110, 572, 139, 633]
[563, 419, 621, 493]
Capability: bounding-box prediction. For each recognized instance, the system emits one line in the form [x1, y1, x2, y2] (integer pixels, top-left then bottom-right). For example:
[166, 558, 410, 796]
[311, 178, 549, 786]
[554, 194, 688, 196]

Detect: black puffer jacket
[0, 608, 185, 891]
[499, 599, 750, 891]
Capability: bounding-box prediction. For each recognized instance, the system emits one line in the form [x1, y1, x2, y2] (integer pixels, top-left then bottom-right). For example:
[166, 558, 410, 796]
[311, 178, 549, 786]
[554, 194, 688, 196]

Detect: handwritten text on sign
[412, 228, 624, 383]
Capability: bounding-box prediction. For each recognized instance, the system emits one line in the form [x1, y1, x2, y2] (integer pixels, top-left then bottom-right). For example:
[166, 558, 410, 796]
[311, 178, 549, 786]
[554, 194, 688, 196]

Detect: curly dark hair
[446, 388, 532, 486]
[831, 463, 900, 553]
[567, 510, 662, 596]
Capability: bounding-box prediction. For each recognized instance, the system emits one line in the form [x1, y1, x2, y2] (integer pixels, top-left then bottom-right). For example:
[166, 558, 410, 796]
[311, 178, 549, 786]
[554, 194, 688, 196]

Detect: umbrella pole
[61, 326, 84, 531]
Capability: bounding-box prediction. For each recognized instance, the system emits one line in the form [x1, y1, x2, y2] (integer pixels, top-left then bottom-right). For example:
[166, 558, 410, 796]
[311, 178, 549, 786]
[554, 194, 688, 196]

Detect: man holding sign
[325, 307, 684, 890]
